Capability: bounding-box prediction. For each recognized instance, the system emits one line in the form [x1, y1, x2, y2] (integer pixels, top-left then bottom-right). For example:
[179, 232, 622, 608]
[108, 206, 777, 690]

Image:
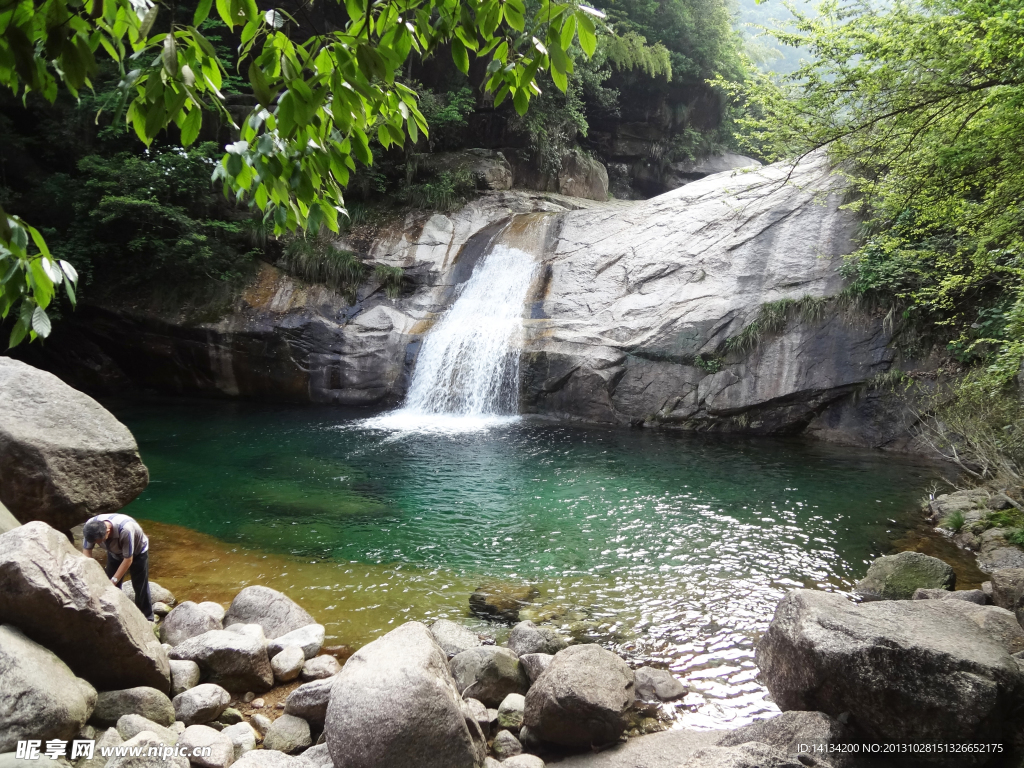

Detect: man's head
[83, 519, 111, 545]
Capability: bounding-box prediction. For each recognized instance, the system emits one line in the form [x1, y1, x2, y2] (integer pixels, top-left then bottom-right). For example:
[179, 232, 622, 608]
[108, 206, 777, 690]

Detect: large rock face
[0, 624, 97, 752]
[27, 157, 898, 442]
[0, 358, 148, 530]
[757, 589, 1024, 764]
[0, 522, 170, 691]
[324, 621, 485, 768]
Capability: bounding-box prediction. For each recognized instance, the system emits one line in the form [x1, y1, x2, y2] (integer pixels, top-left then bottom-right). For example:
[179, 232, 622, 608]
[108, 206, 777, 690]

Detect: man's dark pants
[105, 551, 154, 620]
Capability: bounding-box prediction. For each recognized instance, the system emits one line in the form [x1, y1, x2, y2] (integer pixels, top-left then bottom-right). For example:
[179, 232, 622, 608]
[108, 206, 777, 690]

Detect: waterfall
[368, 214, 548, 431]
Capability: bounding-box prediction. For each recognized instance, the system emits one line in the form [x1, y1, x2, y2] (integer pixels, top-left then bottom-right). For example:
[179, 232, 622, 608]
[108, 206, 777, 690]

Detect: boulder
[199, 602, 227, 623]
[519, 653, 553, 683]
[299, 744, 332, 768]
[217, 708, 243, 726]
[223, 586, 316, 641]
[912, 588, 986, 604]
[221, 722, 257, 761]
[717, 711, 851, 768]
[251, 714, 272, 737]
[92, 687, 175, 728]
[225, 624, 267, 646]
[172, 684, 230, 726]
[178, 725, 235, 768]
[492, 730, 523, 760]
[523, 645, 635, 749]
[497, 693, 525, 730]
[936, 600, 1024, 655]
[0, 624, 97, 753]
[263, 715, 312, 754]
[231, 751, 305, 768]
[558, 153, 609, 202]
[854, 551, 955, 600]
[634, 667, 685, 702]
[0, 522, 170, 691]
[757, 590, 1024, 762]
[75, 727, 124, 768]
[169, 630, 274, 692]
[116, 714, 178, 746]
[680, 743, 801, 768]
[300, 655, 341, 681]
[507, 621, 568, 657]
[500, 757, 545, 768]
[418, 150, 513, 192]
[463, 698, 491, 737]
[267, 625, 325, 660]
[990, 568, 1024, 611]
[283, 678, 334, 728]
[106, 732, 189, 768]
[324, 621, 485, 768]
[469, 584, 538, 623]
[161, 602, 223, 647]
[449, 646, 529, 707]
[170, 660, 202, 696]
[124, 581, 176, 607]
[272, 645, 305, 683]
[0, 358, 149, 532]
[428, 619, 483, 658]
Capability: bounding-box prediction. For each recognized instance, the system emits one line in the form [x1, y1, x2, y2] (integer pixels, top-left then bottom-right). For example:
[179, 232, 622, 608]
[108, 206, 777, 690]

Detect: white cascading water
[367, 214, 547, 431]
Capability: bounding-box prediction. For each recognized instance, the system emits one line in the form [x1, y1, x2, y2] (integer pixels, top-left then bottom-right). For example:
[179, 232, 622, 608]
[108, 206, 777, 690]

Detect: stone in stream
[507, 620, 568, 656]
[172, 684, 231, 726]
[224, 586, 316, 641]
[523, 645, 635, 749]
[492, 729, 523, 760]
[634, 667, 686, 702]
[324, 621, 485, 768]
[757, 589, 1024, 764]
[107, 732, 189, 768]
[469, 584, 539, 623]
[0, 522, 170, 691]
[284, 677, 336, 728]
[912, 588, 987, 604]
[717, 711, 851, 768]
[221, 722, 257, 760]
[519, 653, 553, 683]
[116, 715, 178, 746]
[0, 624, 97, 753]
[92, 687, 175, 728]
[160, 602, 223, 646]
[449, 646, 529, 707]
[178, 725, 236, 768]
[301, 655, 342, 681]
[170, 659, 202, 696]
[0, 358, 149, 533]
[263, 714, 312, 754]
[680, 743, 801, 768]
[497, 693, 526, 730]
[428, 619, 483, 658]
[854, 551, 955, 601]
[123, 580, 176, 607]
[169, 630, 274, 692]
[267, 624, 325, 660]
[272, 645, 306, 683]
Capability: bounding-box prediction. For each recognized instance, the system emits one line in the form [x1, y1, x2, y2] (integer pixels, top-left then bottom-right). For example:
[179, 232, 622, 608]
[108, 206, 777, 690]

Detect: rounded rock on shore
[178, 725, 235, 768]
[450, 646, 528, 708]
[507, 621, 568, 657]
[429, 619, 484, 658]
[92, 687, 175, 728]
[854, 551, 955, 601]
[262, 715, 312, 755]
[223, 586, 316, 641]
[172, 684, 230, 726]
[271, 645, 305, 683]
[160, 602, 222, 647]
[300, 655, 341, 681]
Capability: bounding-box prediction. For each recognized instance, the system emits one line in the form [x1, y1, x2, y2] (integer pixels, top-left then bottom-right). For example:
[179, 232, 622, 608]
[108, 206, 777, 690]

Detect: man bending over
[82, 513, 154, 621]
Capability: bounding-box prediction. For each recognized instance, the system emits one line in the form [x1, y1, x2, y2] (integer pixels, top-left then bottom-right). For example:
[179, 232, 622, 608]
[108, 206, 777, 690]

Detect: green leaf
[451, 38, 469, 74]
[560, 15, 576, 51]
[162, 33, 178, 77]
[32, 306, 51, 338]
[550, 64, 567, 92]
[576, 12, 597, 57]
[248, 61, 277, 108]
[180, 107, 202, 145]
[8, 319, 28, 349]
[193, 0, 213, 27]
[138, 5, 159, 39]
[513, 86, 528, 116]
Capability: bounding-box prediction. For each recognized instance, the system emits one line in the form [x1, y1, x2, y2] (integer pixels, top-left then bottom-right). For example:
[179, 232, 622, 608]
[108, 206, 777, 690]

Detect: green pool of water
[112, 398, 964, 728]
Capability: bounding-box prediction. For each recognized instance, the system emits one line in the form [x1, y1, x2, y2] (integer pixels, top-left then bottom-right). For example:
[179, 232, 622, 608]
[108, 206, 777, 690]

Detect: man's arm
[82, 548, 93, 558]
[110, 556, 133, 585]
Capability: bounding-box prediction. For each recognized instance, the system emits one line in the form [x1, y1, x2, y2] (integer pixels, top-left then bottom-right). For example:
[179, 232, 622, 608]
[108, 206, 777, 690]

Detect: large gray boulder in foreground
[325, 621, 485, 768]
[524, 644, 635, 749]
[854, 551, 955, 600]
[169, 630, 273, 692]
[0, 522, 170, 691]
[224, 586, 316, 640]
[0, 624, 97, 752]
[757, 589, 1024, 764]
[717, 711, 851, 768]
[0, 358, 148, 531]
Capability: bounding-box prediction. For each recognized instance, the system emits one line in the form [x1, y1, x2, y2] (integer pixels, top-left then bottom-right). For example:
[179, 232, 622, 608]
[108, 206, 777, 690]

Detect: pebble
[243, 692, 256, 703]
[250, 699, 265, 709]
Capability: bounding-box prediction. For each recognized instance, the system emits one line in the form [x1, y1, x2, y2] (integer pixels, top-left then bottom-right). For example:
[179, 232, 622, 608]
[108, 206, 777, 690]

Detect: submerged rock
[324, 621, 485, 768]
[0, 522, 170, 691]
[469, 584, 539, 623]
[757, 589, 1024, 764]
[449, 646, 529, 707]
[0, 624, 97, 753]
[0, 358, 149, 532]
[169, 630, 273, 692]
[854, 551, 955, 600]
[524, 645, 635, 749]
